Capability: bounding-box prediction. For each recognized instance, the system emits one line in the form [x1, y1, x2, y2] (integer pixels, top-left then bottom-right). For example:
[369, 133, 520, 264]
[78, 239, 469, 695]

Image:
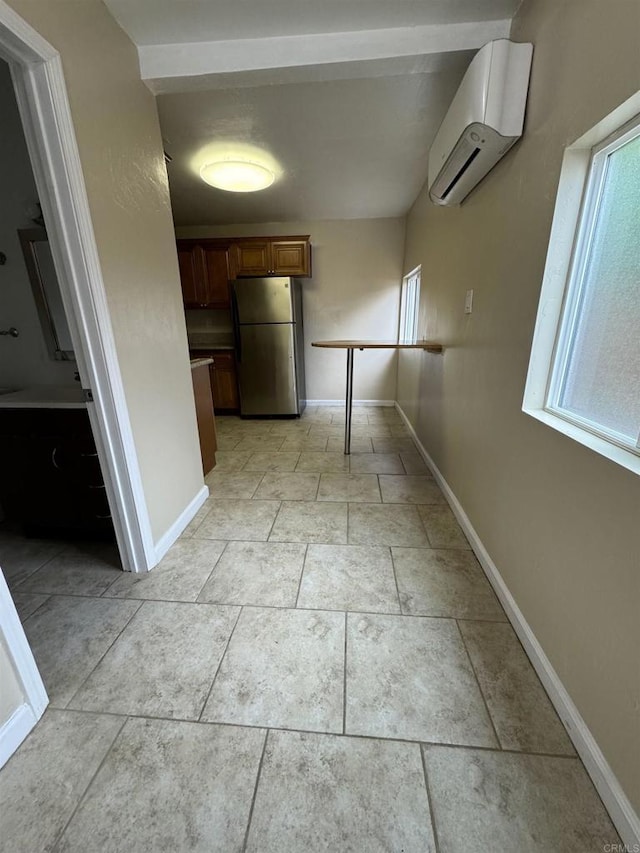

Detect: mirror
[18, 227, 75, 361]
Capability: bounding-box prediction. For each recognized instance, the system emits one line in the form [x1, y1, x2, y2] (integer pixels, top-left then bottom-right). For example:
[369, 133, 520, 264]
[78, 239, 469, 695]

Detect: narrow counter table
[311, 340, 444, 454]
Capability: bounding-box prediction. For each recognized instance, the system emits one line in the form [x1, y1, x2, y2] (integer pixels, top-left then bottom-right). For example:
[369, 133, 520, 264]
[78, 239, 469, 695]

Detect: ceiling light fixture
[199, 159, 275, 193]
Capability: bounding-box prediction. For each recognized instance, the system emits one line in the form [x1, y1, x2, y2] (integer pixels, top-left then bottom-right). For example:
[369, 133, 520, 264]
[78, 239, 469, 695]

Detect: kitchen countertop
[0, 385, 86, 409]
[190, 357, 214, 369]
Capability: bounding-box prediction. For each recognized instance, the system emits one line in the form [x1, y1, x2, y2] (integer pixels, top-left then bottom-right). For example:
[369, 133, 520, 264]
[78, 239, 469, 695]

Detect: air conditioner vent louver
[428, 39, 533, 207]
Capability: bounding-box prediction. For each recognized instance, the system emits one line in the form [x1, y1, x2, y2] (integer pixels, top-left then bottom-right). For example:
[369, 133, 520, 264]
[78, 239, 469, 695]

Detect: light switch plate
[464, 289, 474, 314]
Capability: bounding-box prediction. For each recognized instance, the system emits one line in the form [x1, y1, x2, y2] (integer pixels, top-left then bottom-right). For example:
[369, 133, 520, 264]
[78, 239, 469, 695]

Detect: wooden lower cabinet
[191, 349, 240, 414]
[191, 362, 217, 475]
[0, 408, 114, 539]
[210, 352, 239, 412]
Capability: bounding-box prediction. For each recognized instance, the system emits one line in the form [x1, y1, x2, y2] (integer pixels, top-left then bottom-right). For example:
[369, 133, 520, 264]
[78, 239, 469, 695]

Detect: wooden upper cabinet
[176, 240, 231, 308]
[200, 245, 230, 306]
[231, 236, 311, 277]
[177, 243, 202, 307]
[230, 241, 271, 277]
[270, 240, 311, 276]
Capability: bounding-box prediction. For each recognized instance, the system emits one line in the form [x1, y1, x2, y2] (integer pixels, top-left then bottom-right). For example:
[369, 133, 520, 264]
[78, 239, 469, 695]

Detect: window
[524, 94, 640, 474]
[399, 266, 421, 343]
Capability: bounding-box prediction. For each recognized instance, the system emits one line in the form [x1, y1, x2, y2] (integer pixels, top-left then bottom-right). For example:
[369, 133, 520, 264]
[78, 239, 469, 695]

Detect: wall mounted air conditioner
[428, 39, 533, 206]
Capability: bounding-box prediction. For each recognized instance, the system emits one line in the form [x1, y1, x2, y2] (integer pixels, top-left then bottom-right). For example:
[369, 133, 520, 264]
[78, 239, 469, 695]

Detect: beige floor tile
[280, 435, 329, 451]
[372, 437, 417, 453]
[326, 436, 373, 452]
[351, 424, 392, 438]
[379, 474, 445, 504]
[270, 501, 348, 544]
[348, 503, 429, 547]
[418, 504, 470, 548]
[0, 535, 65, 589]
[180, 502, 210, 538]
[346, 613, 497, 745]
[317, 473, 381, 503]
[212, 450, 254, 471]
[307, 424, 345, 437]
[104, 539, 226, 602]
[233, 435, 286, 452]
[215, 435, 241, 450]
[194, 499, 280, 541]
[297, 544, 400, 613]
[16, 550, 121, 597]
[0, 709, 125, 853]
[393, 547, 506, 620]
[204, 470, 264, 499]
[10, 591, 49, 621]
[57, 719, 266, 853]
[198, 541, 306, 606]
[295, 451, 350, 472]
[246, 731, 436, 853]
[201, 606, 344, 732]
[69, 601, 239, 719]
[254, 472, 320, 500]
[458, 621, 575, 754]
[399, 450, 431, 474]
[349, 453, 404, 474]
[23, 596, 141, 707]
[241, 451, 301, 472]
[424, 746, 619, 851]
[268, 421, 312, 435]
[389, 424, 411, 436]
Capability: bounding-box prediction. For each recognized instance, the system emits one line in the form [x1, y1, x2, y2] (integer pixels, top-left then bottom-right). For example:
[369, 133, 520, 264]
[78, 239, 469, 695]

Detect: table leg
[344, 348, 354, 455]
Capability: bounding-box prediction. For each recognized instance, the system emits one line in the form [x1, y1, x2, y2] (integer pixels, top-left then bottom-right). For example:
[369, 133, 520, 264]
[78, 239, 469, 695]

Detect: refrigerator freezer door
[232, 277, 294, 324]
[238, 323, 299, 415]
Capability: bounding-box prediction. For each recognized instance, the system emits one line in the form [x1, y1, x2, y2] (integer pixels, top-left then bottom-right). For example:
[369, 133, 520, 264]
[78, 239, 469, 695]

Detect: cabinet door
[177, 242, 204, 307]
[201, 245, 231, 307]
[231, 241, 270, 276]
[210, 352, 239, 411]
[270, 240, 311, 276]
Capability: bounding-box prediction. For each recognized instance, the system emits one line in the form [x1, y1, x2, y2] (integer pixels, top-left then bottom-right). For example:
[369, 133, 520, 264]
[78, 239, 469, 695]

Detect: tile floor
[0, 405, 620, 852]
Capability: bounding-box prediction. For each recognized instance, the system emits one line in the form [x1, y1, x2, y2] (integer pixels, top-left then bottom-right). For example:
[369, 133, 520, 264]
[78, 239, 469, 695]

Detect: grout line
[197, 605, 243, 723]
[241, 729, 270, 853]
[45, 707, 582, 759]
[248, 472, 267, 499]
[294, 545, 308, 608]
[194, 540, 231, 602]
[64, 600, 144, 710]
[264, 501, 283, 542]
[420, 743, 442, 853]
[342, 612, 348, 735]
[17, 588, 511, 624]
[388, 547, 404, 614]
[454, 618, 503, 750]
[50, 713, 129, 850]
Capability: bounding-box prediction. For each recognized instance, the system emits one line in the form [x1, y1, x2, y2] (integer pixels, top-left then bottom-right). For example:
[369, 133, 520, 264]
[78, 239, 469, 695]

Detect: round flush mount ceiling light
[199, 159, 275, 192]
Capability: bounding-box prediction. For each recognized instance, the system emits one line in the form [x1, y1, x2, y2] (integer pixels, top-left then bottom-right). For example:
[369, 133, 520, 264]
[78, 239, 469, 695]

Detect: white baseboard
[395, 402, 640, 848]
[152, 485, 209, 567]
[306, 399, 395, 407]
[0, 703, 38, 770]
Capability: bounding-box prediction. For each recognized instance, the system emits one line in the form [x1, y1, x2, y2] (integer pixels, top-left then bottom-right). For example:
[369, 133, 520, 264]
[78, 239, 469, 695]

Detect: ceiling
[103, 0, 522, 225]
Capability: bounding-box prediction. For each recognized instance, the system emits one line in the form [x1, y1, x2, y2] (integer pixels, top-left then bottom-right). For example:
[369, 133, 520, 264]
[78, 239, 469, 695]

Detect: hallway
[0, 406, 619, 851]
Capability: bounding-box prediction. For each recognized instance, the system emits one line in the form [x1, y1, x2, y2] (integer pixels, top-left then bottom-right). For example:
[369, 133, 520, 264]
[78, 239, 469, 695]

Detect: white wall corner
[152, 484, 209, 567]
[395, 401, 640, 849]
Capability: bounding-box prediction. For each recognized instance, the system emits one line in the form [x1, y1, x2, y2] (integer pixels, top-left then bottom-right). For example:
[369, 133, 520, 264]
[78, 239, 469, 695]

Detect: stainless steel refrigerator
[231, 277, 306, 416]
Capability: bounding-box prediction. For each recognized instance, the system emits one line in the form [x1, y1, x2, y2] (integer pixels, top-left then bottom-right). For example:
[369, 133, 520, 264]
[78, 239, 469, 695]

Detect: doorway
[0, 1, 155, 767]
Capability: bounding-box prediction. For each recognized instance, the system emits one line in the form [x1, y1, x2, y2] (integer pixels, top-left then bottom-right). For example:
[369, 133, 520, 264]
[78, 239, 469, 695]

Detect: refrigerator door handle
[231, 287, 242, 364]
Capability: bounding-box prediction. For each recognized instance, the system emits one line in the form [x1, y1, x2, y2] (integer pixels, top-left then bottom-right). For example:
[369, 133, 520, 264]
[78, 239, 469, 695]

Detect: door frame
[0, 1, 155, 573]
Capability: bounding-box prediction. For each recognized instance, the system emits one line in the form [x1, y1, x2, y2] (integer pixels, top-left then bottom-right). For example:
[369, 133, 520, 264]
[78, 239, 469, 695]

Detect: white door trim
[0, 0, 155, 573]
[0, 570, 47, 768]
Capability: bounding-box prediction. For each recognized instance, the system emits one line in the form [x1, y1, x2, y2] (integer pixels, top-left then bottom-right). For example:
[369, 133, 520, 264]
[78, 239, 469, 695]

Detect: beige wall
[398, 0, 640, 813]
[176, 219, 406, 402]
[0, 637, 24, 727]
[7, 0, 204, 542]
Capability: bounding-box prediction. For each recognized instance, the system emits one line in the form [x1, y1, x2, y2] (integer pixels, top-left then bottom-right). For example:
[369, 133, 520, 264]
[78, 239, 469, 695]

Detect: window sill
[523, 405, 640, 477]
